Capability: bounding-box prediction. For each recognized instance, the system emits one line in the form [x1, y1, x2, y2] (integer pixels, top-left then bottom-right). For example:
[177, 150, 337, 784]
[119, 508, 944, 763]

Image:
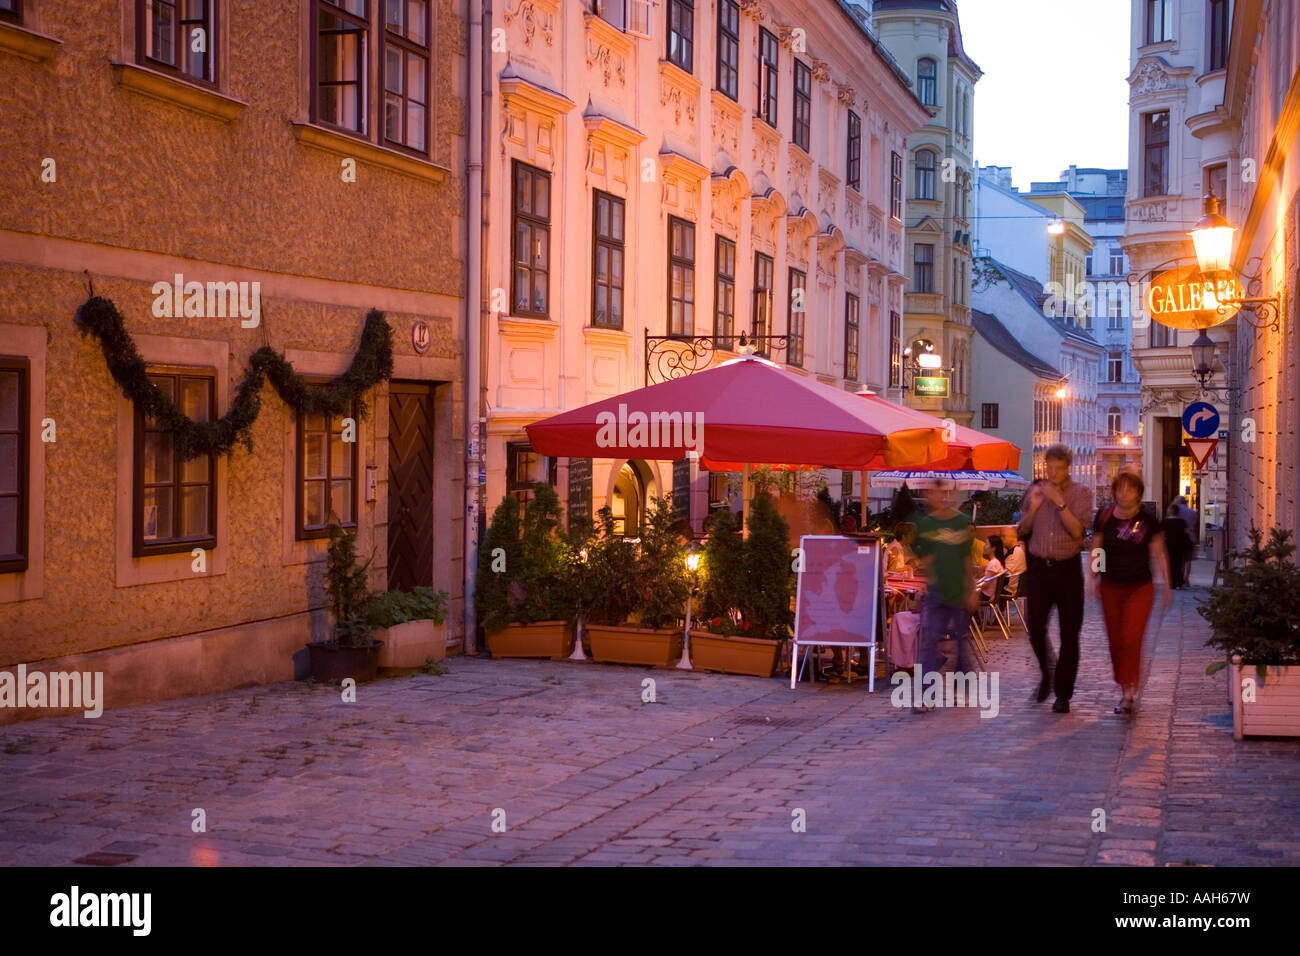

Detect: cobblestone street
[2, 569, 1297, 867]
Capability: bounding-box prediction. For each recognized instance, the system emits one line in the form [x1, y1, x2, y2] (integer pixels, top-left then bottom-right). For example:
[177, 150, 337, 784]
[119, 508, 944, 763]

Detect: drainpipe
[464, 0, 486, 654]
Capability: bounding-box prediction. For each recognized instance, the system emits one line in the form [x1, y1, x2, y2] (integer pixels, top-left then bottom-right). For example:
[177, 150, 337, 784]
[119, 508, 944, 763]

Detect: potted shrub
[689, 493, 791, 678]
[476, 484, 574, 659]
[587, 497, 687, 667]
[1200, 525, 1300, 739]
[307, 524, 384, 683]
[371, 587, 449, 669]
[572, 506, 639, 657]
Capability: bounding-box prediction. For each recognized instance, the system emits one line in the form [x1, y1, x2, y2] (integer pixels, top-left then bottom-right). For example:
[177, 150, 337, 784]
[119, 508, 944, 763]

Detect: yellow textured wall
[0, 0, 467, 664]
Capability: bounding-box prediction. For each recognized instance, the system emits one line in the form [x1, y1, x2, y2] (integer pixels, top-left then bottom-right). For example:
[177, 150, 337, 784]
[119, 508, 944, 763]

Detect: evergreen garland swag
[75, 295, 394, 461]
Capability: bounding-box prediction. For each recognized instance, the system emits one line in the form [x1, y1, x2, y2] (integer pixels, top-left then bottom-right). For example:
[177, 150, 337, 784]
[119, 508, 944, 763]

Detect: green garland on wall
[75, 295, 395, 461]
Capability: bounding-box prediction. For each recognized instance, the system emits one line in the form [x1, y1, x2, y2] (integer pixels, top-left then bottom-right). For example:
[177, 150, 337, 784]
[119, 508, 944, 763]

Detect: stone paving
[1, 562, 1297, 866]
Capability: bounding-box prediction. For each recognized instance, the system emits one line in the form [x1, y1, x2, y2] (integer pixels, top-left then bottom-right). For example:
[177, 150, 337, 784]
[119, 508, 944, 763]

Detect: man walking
[1174, 495, 1199, 584]
[1016, 444, 1094, 713]
[911, 481, 980, 713]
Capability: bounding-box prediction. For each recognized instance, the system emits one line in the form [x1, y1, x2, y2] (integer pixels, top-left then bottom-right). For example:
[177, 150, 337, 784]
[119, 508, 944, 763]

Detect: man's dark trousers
[1025, 554, 1084, 700]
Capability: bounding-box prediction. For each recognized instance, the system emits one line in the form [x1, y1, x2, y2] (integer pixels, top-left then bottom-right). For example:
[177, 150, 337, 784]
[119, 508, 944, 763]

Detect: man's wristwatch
[1056, 502, 1067, 512]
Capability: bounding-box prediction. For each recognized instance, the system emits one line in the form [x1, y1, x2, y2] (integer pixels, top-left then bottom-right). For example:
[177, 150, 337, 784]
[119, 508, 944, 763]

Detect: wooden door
[387, 382, 435, 592]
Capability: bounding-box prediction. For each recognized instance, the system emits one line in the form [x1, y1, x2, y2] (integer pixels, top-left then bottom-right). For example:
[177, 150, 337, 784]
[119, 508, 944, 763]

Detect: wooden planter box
[377, 619, 447, 669]
[689, 632, 780, 678]
[1231, 656, 1300, 740]
[486, 621, 572, 660]
[587, 624, 683, 667]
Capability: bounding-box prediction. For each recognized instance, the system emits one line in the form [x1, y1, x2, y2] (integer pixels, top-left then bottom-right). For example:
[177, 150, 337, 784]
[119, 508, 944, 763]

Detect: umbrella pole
[742, 462, 752, 539]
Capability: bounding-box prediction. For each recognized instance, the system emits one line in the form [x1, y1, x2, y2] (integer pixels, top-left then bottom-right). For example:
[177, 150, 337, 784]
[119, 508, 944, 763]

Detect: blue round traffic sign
[1182, 401, 1219, 438]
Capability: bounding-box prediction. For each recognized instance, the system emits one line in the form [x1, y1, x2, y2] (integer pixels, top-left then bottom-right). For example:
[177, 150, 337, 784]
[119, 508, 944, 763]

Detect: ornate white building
[480, 0, 928, 535]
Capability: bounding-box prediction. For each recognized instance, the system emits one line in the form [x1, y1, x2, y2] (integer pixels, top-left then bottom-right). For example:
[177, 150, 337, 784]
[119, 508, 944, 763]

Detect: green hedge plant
[574, 506, 639, 626]
[368, 587, 448, 628]
[1200, 525, 1300, 682]
[635, 496, 690, 631]
[326, 524, 376, 647]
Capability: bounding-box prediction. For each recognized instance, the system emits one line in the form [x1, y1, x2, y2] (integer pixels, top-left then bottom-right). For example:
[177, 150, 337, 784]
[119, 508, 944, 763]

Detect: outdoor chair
[1002, 571, 1028, 631]
[976, 569, 1011, 640]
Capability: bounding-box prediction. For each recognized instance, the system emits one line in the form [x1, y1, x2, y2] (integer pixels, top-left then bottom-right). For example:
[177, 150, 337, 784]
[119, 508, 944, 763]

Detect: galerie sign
[1145, 265, 1243, 330]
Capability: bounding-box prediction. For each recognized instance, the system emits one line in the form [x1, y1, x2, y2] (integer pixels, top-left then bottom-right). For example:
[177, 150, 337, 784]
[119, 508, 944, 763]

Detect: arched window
[1107, 406, 1122, 436]
[914, 149, 936, 200]
[917, 57, 937, 106]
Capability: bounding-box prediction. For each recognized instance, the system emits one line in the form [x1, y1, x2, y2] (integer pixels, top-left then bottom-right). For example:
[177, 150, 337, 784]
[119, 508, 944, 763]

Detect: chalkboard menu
[567, 458, 592, 531]
[672, 458, 691, 520]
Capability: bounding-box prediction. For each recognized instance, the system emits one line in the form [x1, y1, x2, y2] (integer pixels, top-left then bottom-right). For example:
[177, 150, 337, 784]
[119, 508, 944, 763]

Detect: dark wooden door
[387, 382, 435, 592]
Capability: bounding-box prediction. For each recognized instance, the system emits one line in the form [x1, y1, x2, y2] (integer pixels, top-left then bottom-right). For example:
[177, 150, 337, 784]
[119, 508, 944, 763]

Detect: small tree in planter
[307, 524, 382, 683]
[587, 496, 688, 667]
[475, 485, 575, 659]
[1199, 525, 1300, 739]
[689, 494, 790, 678]
[575, 507, 639, 627]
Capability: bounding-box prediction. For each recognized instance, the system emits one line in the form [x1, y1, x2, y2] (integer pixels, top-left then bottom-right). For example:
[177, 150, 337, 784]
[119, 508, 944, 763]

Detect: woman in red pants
[1089, 472, 1173, 715]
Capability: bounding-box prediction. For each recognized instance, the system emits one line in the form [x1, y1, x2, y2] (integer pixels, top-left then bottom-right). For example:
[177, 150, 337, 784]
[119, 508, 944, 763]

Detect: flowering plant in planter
[704, 614, 751, 637]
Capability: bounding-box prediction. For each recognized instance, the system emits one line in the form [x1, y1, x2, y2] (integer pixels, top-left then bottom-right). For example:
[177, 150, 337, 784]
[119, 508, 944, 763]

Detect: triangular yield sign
[1186, 438, 1218, 469]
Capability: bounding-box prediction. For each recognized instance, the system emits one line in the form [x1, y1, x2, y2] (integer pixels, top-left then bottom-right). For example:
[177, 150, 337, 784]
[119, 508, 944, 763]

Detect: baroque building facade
[481, 0, 928, 536]
[872, 0, 981, 425]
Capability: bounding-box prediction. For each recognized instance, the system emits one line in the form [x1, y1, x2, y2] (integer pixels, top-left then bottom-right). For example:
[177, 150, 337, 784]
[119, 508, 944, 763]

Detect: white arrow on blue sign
[1182, 401, 1220, 439]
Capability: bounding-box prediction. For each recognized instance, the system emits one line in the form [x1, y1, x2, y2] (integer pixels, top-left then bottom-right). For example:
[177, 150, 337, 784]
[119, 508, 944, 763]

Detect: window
[596, 0, 626, 30]
[914, 243, 934, 293]
[627, 0, 652, 36]
[1146, 0, 1173, 44]
[296, 398, 358, 541]
[889, 310, 902, 387]
[982, 403, 999, 429]
[315, 0, 369, 134]
[668, 216, 696, 335]
[752, 253, 773, 355]
[890, 152, 903, 220]
[1143, 111, 1169, 197]
[844, 294, 860, 381]
[846, 110, 861, 191]
[1204, 162, 1228, 206]
[914, 149, 935, 200]
[0, 358, 27, 573]
[1107, 406, 1123, 436]
[139, 0, 216, 83]
[1209, 0, 1229, 71]
[135, 369, 217, 556]
[506, 440, 556, 508]
[788, 268, 806, 368]
[757, 27, 778, 127]
[1110, 295, 1124, 329]
[512, 161, 551, 317]
[716, 0, 739, 100]
[383, 0, 430, 152]
[667, 0, 693, 72]
[714, 235, 735, 339]
[793, 59, 811, 152]
[1085, 253, 1093, 276]
[917, 57, 937, 106]
[592, 191, 625, 329]
[0, 0, 19, 23]
[1151, 319, 1173, 347]
[1107, 351, 1123, 383]
[1110, 247, 1125, 275]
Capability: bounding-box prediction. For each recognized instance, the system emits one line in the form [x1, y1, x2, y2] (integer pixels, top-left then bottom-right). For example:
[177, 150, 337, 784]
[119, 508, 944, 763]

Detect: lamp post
[677, 546, 702, 670]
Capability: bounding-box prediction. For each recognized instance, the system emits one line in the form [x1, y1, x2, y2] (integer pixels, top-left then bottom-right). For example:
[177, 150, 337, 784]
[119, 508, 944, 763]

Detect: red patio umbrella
[524, 356, 950, 470]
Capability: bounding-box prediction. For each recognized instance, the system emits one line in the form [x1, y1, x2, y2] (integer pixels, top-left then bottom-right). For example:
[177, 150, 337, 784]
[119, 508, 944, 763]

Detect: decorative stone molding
[292, 122, 448, 183]
[752, 122, 779, 178]
[1128, 56, 1192, 96]
[812, 59, 832, 83]
[0, 20, 61, 61]
[837, 84, 856, 109]
[504, 0, 556, 49]
[710, 164, 748, 233]
[818, 169, 841, 221]
[711, 91, 742, 156]
[787, 144, 811, 198]
[586, 38, 627, 88]
[739, 0, 765, 20]
[500, 70, 576, 118]
[113, 62, 246, 122]
[659, 61, 701, 136]
[845, 193, 863, 232]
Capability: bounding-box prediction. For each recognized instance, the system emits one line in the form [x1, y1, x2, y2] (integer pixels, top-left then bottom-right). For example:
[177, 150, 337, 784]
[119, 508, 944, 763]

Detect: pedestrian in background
[911, 481, 980, 713]
[1090, 472, 1173, 715]
[1175, 495, 1199, 584]
[1161, 504, 1191, 589]
[1015, 444, 1094, 714]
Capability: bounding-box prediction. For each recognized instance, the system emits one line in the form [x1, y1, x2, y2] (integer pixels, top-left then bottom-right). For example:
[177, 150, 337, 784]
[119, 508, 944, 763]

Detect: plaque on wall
[567, 458, 593, 531]
[672, 458, 691, 521]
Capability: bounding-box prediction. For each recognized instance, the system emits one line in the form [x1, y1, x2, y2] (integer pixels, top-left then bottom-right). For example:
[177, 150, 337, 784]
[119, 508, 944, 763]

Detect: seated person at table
[980, 538, 1006, 597]
[885, 522, 918, 572]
